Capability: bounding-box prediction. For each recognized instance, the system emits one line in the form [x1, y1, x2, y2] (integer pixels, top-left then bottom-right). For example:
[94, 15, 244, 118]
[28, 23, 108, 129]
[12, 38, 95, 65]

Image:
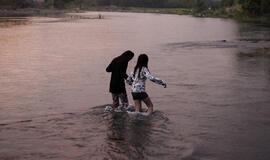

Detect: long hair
[134, 54, 149, 78]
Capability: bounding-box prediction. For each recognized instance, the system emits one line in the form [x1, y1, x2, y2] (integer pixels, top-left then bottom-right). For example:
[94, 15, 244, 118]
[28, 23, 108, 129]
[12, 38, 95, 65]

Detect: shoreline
[84, 6, 270, 25]
[0, 8, 81, 17]
[1, 7, 270, 25]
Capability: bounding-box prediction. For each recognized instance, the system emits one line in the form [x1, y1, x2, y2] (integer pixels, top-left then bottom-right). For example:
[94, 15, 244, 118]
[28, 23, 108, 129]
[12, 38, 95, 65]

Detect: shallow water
[0, 12, 270, 160]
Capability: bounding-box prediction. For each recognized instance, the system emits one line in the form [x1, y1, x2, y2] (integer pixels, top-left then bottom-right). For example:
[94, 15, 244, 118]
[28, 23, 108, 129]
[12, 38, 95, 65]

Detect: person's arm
[143, 67, 166, 87]
[106, 62, 112, 72]
[120, 62, 128, 79]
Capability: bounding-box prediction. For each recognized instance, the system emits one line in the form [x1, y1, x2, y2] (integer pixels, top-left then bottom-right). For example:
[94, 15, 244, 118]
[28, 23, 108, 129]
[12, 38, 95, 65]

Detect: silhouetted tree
[221, 0, 234, 7]
[242, 0, 261, 15]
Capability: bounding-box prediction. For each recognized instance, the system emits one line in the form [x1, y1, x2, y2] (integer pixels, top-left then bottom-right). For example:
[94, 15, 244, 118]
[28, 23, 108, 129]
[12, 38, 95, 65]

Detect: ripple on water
[165, 40, 270, 51]
[0, 104, 194, 160]
[88, 105, 194, 160]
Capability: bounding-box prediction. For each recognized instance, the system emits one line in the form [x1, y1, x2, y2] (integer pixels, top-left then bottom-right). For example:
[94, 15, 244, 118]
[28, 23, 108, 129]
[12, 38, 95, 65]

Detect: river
[0, 12, 270, 160]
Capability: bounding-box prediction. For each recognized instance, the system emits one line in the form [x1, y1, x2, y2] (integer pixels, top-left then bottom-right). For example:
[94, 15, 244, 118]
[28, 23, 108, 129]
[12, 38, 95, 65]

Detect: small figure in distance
[126, 54, 167, 115]
[106, 50, 134, 110]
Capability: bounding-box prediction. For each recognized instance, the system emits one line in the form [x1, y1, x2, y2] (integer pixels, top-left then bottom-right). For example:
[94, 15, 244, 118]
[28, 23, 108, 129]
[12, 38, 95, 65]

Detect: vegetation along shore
[0, 0, 270, 24]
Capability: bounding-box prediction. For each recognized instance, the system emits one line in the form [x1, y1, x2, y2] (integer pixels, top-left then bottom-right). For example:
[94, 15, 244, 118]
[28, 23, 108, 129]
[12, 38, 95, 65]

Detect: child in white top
[126, 54, 167, 115]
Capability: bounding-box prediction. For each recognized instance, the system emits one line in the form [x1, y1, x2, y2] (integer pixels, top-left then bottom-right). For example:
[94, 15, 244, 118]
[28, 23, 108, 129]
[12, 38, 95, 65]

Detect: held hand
[163, 83, 167, 88]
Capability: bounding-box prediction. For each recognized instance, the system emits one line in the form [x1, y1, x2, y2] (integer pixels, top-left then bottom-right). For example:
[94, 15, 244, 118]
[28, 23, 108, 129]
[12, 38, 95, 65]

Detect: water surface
[0, 12, 270, 160]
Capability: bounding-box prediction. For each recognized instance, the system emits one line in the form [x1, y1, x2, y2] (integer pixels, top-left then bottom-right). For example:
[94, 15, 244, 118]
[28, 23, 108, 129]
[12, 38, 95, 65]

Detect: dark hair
[134, 54, 149, 78]
[117, 50, 134, 63]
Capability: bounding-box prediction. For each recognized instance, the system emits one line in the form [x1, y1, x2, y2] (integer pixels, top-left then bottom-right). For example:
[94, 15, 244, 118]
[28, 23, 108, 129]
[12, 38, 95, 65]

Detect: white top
[126, 67, 166, 93]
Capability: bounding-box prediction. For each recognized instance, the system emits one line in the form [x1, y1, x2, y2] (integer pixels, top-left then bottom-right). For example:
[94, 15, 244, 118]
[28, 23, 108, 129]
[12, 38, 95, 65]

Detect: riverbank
[122, 7, 270, 25]
[88, 6, 270, 25]
[84, 6, 192, 15]
[0, 8, 81, 17]
[1, 6, 270, 25]
[0, 7, 184, 18]
[190, 6, 270, 25]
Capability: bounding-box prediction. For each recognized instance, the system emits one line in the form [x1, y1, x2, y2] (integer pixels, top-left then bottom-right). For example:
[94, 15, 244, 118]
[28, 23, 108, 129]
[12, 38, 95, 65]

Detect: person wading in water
[126, 54, 166, 115]
[106, 50, 134, 110]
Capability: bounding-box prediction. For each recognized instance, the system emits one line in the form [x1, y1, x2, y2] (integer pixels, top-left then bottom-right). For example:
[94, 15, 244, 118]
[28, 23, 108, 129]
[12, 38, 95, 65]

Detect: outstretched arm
[143, 68, 166, 87]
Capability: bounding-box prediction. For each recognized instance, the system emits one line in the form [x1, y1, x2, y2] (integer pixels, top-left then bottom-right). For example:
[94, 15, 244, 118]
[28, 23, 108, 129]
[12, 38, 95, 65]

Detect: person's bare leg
[143, 97, 153, 115]
[134, 100, 142, 112]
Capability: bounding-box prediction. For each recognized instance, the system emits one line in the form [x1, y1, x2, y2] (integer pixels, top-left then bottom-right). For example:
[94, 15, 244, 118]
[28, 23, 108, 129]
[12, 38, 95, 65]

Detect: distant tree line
[221, 0, 270, 15]
[0, 0, 222, 9]
[0, 0, 44, 8]
[48, 0, 223, 9]
[53, 0, 270, 14]
[57, 0, 270, 15]
[46, 0, 198, 8]
[54, 0, 270, 15]
[0, 0, 21, 7]
[1, 0, 269, 15]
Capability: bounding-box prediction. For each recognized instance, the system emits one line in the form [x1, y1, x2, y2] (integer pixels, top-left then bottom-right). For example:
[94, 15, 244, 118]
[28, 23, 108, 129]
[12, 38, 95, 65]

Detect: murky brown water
[1, 12, 270, 160]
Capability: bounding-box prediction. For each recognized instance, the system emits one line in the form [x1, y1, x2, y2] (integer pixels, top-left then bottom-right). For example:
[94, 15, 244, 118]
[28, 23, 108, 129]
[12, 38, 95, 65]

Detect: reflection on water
[0, 12, 270, 160]
[0, 105, 192, 160]
[237, 22, 270, 41]
[105, 112, 152, 159]
[102, 108, 192, 160]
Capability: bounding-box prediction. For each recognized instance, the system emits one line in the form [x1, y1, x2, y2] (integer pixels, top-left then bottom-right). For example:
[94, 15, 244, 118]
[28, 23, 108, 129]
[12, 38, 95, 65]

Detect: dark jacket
[106, 59, 129, 94]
